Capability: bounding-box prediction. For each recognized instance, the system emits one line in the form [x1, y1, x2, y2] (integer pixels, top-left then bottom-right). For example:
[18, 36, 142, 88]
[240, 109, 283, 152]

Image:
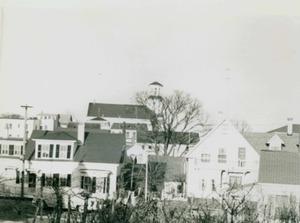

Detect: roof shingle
[259, 150, 300, 185]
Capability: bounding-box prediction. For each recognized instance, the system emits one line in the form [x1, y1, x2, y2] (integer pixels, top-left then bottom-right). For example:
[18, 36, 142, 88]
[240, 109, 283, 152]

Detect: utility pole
[20, 104, 33, 199]
[144, 154, 148, 201]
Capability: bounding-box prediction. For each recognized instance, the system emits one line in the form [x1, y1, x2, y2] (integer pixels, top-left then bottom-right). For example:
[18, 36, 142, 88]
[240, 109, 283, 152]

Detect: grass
[0, 198, 37, 221]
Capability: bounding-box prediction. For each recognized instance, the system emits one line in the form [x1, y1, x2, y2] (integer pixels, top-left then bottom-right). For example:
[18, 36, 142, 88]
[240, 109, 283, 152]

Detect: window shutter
[81, 176, 84, 189]
[67, 145, 71, 159]
[49, 145, 54, 158]
[41, 173, 45, 187]
[56, 145, 60, 158]
[67, 174, 71, 187]
[92, 177, 96, 193]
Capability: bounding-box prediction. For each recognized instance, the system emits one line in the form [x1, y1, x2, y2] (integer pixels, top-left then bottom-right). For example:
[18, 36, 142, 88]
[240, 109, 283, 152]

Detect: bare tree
[134, 90, 209, 155]
[218, 184, 259, 223]
[230, 120, 252, 133]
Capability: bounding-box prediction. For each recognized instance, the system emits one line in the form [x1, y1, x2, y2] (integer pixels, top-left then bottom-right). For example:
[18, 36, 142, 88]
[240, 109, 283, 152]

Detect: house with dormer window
[185, 120, 260, 199]
[0, 124, 126, 199]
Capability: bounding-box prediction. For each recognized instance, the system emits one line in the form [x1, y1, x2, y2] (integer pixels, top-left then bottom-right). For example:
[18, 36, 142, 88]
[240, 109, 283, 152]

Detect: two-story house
[1, 124, 126, 200]
[36, 113, 58, 131]
[185, 119, 260, 199]
[0, 116, 39, 139]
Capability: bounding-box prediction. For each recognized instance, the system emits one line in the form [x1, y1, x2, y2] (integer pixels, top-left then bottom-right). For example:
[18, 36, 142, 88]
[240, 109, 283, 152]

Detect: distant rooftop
[87, 103, 153, 119]
[268, 124, 300, 134]
[242, 132, 300, 154]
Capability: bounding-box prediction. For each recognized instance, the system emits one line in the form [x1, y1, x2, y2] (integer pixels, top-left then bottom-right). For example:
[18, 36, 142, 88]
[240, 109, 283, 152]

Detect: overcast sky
[1, 0, 300, 132]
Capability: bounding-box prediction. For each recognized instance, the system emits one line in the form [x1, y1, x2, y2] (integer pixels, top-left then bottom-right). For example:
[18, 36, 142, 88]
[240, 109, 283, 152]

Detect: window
[101, 177, 110, 193]
[45, 174, 53, 186]
[238, 147, 246, 167]
[270, 146, 281, 151]
[229, 176, 242, 189]
[14, 145, 22, 156]
[37, 144, 72, 160]
[1, 145, 8, 155]
[16, 170, 20, 184]
[238, 147, 246, 159]
[132, 132, 136, 140]
[212, 179, 216, 191]
[59, 174, 72, 187]
[201, 179, 205, 191]
[218, 148, 227, 163]
[9, 145, 14, 155]
[126, 131, 130, 138]
[53, 174, 59, 187]
[81, 176, 96, 193]
[8, 145, 14, 155]
[41, 173, 71, 187]
[60, 145, 68, 159]
[42, 145, 49, 158]
[275, 195, 289, 207]
[201, 154, 210, 162]
[37, 145, 42, 158]
[28, 173, 36, 188]
[80, 176, 110, 193]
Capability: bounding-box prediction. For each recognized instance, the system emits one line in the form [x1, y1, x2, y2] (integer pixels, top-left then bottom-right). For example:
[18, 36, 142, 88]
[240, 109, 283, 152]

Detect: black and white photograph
[0, 0, 300, 222]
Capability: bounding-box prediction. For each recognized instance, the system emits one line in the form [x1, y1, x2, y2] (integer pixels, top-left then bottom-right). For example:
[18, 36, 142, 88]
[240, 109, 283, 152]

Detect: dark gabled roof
[25, 130, 125, 164]
[259, 150, 300, 185]
[149, 81, 163, 87]
[87, 103, 153, 119]
[242, 132, 300, 154]
[149, 155, 185, 181]
[111, 123, 148, 131]
[74, 133, 125, 163]
[137, 131, 199, 144]
[32, 131, 77, 141]
[268, 124, 300, 134]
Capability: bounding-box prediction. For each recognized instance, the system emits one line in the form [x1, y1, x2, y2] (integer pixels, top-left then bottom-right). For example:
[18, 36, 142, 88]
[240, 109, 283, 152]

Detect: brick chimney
[287, 118, 293, 136]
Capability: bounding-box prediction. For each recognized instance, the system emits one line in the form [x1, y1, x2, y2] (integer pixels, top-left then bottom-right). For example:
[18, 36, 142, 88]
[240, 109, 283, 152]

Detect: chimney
[287, 118, 293, 136]
[78, 123, 85, 144]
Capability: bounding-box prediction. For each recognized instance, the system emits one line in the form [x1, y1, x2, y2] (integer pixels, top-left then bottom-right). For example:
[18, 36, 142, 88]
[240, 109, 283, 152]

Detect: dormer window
[267, 134, 284, 151]
[270, 146, 281, 151]
[36, 143, 73, 160]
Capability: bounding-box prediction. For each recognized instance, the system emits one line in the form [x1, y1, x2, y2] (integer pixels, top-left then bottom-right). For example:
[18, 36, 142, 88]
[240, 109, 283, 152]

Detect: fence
[0, 183, 36, 198]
